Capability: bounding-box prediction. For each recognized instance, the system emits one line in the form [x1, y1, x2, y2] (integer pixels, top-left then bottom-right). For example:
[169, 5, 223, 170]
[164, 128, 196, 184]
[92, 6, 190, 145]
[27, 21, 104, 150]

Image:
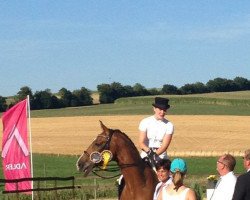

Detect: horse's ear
[99, 121, 109, 135]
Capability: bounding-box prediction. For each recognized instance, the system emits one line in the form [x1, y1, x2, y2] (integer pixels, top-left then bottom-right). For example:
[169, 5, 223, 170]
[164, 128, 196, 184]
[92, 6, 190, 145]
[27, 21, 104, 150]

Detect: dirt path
[1, 115, 249, 156]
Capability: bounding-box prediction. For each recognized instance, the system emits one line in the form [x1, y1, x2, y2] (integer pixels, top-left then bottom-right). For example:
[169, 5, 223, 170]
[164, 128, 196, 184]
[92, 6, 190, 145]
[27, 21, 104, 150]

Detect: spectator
[153, 159, 172, 200]
[159, 158, 196, 200]
[210, 154, 237, 200]
[232, 149, 250, 200]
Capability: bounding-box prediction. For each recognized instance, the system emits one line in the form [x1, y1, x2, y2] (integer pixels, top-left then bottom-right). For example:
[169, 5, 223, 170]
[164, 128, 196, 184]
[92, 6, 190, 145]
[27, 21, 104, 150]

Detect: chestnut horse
[76, 121, 158, 200]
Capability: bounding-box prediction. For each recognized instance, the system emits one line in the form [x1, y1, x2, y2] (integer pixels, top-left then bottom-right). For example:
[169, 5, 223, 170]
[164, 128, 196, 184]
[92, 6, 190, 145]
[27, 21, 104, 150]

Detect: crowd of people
[138, 97, 250, 200]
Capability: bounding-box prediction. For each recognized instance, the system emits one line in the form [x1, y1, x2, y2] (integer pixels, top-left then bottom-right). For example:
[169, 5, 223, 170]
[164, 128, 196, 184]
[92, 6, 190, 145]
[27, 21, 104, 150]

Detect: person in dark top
[232, 149, 250, 200]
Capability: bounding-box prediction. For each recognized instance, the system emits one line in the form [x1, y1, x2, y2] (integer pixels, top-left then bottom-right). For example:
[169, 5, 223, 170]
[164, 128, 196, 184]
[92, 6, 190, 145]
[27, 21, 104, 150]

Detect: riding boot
[117, 176, 125, 199]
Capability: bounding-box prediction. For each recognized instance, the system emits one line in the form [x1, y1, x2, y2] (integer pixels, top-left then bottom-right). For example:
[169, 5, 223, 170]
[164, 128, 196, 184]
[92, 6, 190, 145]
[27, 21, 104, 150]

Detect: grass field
[0, 154, 246, 199]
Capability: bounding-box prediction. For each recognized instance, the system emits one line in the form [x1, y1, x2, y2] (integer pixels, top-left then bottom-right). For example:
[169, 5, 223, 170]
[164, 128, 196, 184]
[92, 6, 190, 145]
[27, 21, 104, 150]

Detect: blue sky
[1, 1, 250, 96]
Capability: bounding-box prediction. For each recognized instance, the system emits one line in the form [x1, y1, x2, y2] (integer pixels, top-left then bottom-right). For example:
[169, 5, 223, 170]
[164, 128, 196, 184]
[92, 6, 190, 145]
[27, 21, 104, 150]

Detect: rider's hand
[147, 148, 161, 164]
[146, 148, 156, 158]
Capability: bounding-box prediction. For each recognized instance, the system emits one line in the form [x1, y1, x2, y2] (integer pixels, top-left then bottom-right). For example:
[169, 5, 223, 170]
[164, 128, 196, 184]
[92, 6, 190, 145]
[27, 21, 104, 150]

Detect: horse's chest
[121, 186, 153, 200]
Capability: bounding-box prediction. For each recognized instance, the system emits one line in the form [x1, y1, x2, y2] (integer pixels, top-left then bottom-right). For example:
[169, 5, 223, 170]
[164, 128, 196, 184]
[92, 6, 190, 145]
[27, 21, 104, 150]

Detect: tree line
[0, 76, 249, 112]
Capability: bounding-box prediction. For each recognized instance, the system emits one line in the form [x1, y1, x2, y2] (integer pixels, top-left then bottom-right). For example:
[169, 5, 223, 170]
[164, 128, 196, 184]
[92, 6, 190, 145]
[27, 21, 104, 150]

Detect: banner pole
[27, 95, 34, 200]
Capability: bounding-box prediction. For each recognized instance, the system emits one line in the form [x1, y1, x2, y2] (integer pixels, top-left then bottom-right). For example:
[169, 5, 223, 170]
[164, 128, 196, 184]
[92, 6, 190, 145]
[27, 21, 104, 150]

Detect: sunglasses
[217, 160, 227, 166]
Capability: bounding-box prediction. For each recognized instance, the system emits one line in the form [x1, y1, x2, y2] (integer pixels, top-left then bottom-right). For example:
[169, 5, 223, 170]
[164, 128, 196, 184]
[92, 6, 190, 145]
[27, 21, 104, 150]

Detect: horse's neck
[112, 132, 146, 182]
[113, 132, 142, 166]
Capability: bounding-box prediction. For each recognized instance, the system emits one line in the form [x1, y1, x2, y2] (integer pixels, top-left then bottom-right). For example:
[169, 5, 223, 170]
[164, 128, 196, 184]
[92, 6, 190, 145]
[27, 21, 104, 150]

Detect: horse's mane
[111, 129, 139, 153]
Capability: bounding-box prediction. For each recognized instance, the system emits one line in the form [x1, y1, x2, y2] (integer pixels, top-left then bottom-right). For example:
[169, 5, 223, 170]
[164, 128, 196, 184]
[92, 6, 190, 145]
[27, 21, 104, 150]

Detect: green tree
[207, 78, 238, 92]
[180, 84, 194, 94]
[14, 86, 35, 108]
[133, 83, 149, 96]
[33, 89, 60, 109]
[193, 82, 209, 93]
[162, 84, 179, 94]
[110, 82, 125, 99]
[180, 82, 209, 94]
[123, 85, 135, 97]
[0, 96, 7, 112]
[148, 88, 161, 95]
[233, 77, 250, 90]
[58, 88, 72, 107]
[15, 86, 33, 99]
[72, 87, 93, 106]
[97, 84, 114, 103]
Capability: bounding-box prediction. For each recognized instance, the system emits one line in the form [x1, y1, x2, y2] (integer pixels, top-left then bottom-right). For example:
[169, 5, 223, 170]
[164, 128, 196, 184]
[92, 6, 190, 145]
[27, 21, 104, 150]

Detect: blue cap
[170, 158, 187, 173]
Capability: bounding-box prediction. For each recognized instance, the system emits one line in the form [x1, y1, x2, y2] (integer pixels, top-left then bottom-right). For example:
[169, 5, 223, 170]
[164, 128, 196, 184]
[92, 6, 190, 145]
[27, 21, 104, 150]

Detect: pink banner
[1, 99, 31, 193]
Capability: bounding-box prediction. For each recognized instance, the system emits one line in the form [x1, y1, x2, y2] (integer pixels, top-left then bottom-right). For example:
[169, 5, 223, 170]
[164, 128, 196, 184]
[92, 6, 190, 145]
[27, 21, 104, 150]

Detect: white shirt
[211, 171, 237, 200]
[139, 116, 174, 159]
[153, 178, 172, 200]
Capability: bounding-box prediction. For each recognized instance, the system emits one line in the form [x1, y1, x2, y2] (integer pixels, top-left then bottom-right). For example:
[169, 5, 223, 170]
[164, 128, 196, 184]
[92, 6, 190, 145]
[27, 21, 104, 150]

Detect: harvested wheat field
[1, 115, 249, 157]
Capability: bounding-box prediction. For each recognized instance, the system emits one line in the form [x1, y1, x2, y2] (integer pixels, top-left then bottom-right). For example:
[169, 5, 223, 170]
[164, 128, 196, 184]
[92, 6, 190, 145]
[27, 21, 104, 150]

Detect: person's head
[155, 159, 171, 182]
[216, 154, 236, 175]
[243, 149, 250, 170]
[170, 158, 187, 190]
[152, 97, 170, 120]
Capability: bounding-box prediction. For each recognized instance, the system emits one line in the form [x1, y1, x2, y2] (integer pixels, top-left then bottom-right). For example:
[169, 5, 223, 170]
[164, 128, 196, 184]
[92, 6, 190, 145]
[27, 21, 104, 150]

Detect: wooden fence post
[94, 178, 97, 200]
[54, 179, 58, 200]
[37, 180, 41, 200]
[72, 177, 75, 199]
[15, 182, 19, 200]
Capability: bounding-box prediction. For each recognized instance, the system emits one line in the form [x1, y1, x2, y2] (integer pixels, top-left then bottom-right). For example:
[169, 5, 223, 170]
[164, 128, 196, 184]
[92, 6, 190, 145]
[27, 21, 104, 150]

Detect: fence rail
[0, 176, 75, 199]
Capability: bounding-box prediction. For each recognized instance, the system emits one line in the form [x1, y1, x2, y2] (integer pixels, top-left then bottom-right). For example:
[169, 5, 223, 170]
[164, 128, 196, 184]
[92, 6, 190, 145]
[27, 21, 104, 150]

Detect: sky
[1, 1, 250, 97]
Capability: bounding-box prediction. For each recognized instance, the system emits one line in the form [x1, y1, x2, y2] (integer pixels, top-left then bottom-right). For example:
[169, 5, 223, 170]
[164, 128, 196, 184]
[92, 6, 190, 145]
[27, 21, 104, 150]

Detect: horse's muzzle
[77, 160, 95, 177]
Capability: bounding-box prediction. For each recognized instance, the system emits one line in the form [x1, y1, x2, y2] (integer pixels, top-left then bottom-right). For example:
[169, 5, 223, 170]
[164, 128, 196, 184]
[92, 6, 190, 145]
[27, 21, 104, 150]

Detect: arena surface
[1, 115, 248, 157]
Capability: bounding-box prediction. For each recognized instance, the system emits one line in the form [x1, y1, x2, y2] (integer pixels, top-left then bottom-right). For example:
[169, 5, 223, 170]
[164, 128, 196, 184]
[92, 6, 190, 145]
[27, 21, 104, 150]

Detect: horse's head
[76, 121, 114, 176]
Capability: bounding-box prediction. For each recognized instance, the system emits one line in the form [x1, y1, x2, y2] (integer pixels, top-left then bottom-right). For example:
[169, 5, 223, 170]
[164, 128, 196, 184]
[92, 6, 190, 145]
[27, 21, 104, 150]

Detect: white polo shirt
[139, 115, 174, 159]
[211, 171, 237, 200]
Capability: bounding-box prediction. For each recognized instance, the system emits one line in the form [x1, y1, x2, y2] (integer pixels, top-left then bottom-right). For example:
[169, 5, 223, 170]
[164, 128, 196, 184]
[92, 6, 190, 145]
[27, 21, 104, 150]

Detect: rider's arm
[138, 131, 150, 153]
[156, 134, 172, 155]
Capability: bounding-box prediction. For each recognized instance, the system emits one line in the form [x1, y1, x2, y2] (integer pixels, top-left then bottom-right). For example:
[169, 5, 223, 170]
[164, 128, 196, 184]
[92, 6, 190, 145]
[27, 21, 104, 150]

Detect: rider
[138, 97, 174, 165]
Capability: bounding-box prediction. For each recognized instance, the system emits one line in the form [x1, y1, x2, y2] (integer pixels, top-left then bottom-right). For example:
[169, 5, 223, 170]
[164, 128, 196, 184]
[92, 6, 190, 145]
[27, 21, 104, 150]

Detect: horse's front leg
[120, 185, 133, 200]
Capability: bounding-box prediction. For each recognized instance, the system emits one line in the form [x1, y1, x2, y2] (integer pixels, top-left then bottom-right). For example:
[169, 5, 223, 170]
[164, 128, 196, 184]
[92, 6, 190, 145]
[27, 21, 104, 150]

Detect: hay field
[1, 115, 249, 157]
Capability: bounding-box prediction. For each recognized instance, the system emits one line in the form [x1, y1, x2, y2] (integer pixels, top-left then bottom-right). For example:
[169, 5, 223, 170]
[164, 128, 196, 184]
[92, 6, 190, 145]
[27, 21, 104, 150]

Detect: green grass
[186, 90, 250, 99]
[0, 154, 246, 199]
[116, 94, 250, 107]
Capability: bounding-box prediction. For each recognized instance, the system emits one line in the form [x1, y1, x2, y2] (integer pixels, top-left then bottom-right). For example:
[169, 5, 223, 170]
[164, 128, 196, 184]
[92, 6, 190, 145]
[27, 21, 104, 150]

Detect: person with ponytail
[158, 158, 196, 200]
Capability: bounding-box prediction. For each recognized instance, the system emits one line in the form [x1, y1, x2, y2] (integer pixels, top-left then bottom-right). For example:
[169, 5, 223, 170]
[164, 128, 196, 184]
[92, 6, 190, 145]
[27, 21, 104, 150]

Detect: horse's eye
[94, 142, 103, 147]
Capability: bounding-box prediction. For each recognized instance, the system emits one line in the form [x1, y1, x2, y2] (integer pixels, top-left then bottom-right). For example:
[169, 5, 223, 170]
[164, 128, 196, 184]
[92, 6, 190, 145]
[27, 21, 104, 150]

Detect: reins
[91, 166, 121, 179]
[91, 163, 141, 179]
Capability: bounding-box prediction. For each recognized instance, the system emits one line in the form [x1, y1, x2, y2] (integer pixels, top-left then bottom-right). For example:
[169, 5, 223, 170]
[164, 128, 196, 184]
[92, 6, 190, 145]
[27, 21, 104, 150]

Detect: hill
[29, 91, 250, 118]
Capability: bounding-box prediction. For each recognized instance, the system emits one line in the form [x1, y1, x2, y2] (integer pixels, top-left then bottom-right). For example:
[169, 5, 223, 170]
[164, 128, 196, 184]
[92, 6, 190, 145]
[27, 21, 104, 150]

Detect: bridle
[82, 130, 141, 179]
[83, 130, 114, 159]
